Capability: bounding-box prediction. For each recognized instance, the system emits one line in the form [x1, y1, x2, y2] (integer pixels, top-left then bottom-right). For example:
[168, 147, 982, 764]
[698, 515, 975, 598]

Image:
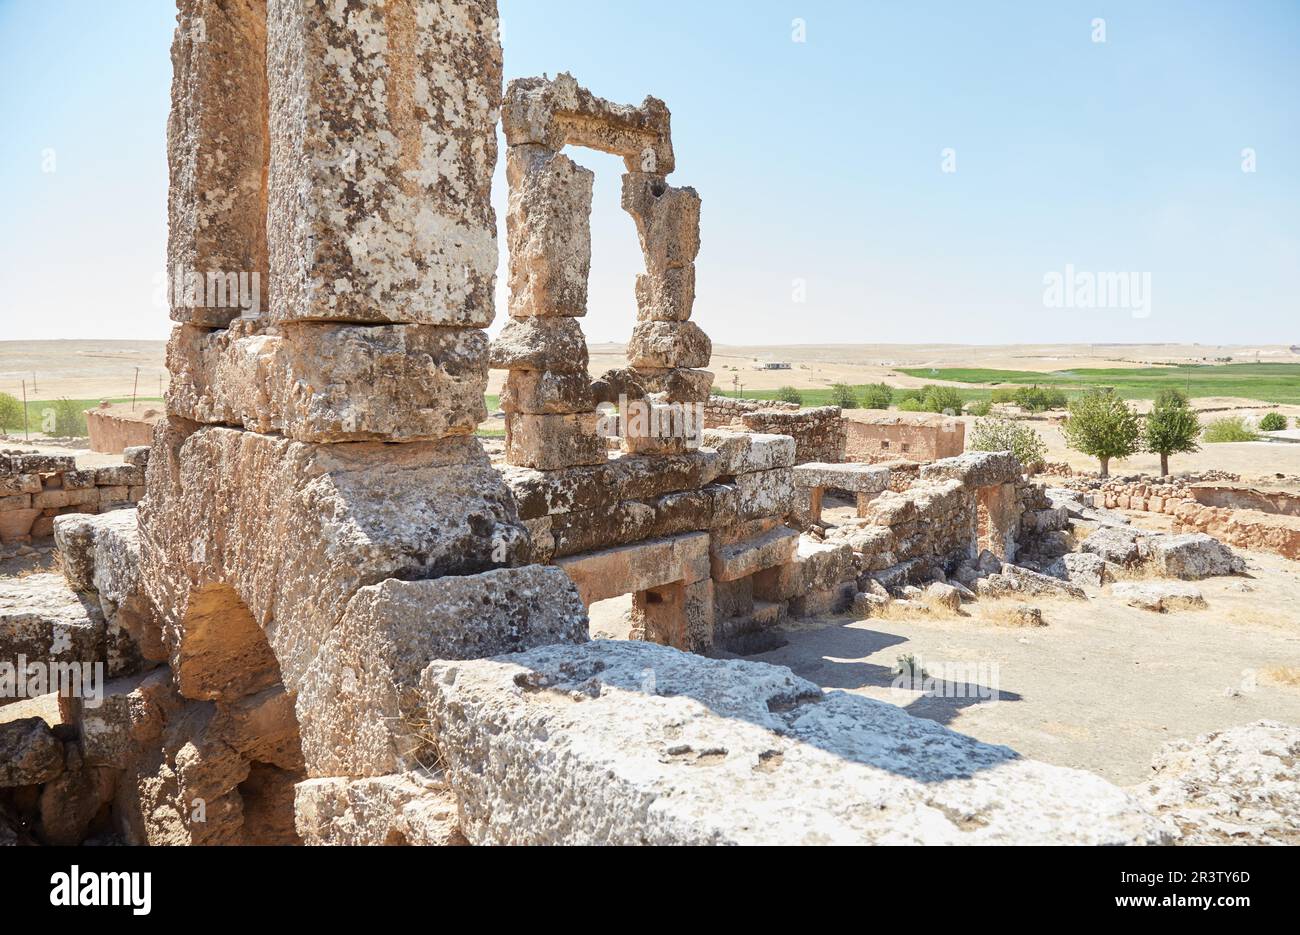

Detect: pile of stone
[0, 448, 147, 543]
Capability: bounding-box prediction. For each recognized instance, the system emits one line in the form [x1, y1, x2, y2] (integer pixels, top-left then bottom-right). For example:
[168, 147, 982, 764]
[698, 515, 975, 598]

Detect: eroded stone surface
[267, 0, 502, 324]
[296, 566, 588, 777]
[423, 641, 1172, 845]
[1135, 720, 1300, 845]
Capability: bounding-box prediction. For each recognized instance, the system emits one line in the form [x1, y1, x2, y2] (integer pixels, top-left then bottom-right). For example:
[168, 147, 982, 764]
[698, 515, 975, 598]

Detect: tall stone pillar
[139, 0, 587, 846]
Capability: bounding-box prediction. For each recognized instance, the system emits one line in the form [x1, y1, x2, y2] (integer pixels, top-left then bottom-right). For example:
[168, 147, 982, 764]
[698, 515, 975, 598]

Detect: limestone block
[635, 265, 695, 321]
[793, 462, 891, 495]
[0, 717, 65, 787]
[504, 412, 606, 470]
[1147, 533, 1245, 580]
[501, 369, 594, 414]
[920, 451, 1021, 488]
[735, 467, 795, 520]
[124, 446, 151, 467]
[557, 532, 710, 605]
[631, 367, 712, 403]
[53, 513, 99, 592]
[787, 581, 857, 617]
[422, 641, 1173, 845]
[295, 771, 465, 846]
[276, 322, 488, 441]
[503, 72, 674, 174]
[0, 475, 42, 496]
[168, 0, 268, 326]
[0, 574, 105, 689]
[710, 526, 799, 582]
[549, 501, 657, 559]
[165, 321, 279, 428]
[627, 321, 711, 370]
[754, 537, 856, 602]
[622, 172, 701, 272]
[13, 455, 76, 474]
[506, 148, 593, 317]
[0, 507, 40, 543]
[631, 578, 713, 652]
[139, 424, 530, 692]
[702, 430, 796, 476]
[267, 0, 502, 325]
[296, 566, 589, 777]
[94, 465, 147, 487]
[490, 317, 589, 373]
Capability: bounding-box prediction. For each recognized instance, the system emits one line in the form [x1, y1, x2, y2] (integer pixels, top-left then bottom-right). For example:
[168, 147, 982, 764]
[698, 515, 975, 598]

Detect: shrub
[1144, 388, 1200, 476]
[990, 388, 1018, 405]
[965, 399, 992, 417]
[1202, 416, 1258, 443]
[1010, 385, 1068, 412]
[897, 397, 924, 412]
[859, 382, 894, 410]
[968, 417, 1048, 469]
[0, 393, 23, 432]
[896, 387, 923, 404]
[829, 383, 859, 409]
[774, 386, 803, 405]
[1062, 387, 1142, 477]
[1259, 411, 1288, 432]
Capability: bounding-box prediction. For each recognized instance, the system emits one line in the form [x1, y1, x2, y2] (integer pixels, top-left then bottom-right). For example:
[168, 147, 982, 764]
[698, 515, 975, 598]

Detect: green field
[897, 363, 1300, 405]
[0, 396, 166, 436]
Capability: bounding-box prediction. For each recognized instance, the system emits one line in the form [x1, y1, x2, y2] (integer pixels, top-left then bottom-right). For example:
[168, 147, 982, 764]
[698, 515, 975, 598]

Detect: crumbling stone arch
[491, 72, 712, 468]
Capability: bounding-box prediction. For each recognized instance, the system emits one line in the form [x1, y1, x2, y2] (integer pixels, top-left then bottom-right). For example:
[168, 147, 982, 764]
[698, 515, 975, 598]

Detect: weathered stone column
[491, 143, 605, 469]
[139, 0, 589, 847]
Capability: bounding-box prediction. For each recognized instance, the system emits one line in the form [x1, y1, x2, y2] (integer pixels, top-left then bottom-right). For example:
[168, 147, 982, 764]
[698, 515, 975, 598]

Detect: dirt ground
[590, 513, 1300, 786]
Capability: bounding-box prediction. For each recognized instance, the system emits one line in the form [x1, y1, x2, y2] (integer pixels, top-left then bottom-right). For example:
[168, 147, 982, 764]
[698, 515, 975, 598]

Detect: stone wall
[703, 396, 798, 428]
[0, 448, 147, 542]
[739, 406, 846, 464]
[843, 413, 964, 463]
[85, 407, 161, 454]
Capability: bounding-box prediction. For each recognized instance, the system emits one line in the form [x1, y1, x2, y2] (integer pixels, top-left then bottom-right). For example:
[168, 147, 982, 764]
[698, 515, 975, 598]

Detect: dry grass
[979, 601, 1048, 627]
[1261, 666, 1300, 689]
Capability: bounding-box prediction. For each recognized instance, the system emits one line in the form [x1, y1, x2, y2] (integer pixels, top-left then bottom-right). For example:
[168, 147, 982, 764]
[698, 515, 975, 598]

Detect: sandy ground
[4, 337, 1293, 403]
[590, 524, 1300, 785]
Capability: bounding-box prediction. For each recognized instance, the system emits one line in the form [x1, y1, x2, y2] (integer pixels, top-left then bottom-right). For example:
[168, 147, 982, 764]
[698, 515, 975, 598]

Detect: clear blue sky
[1, 0, 1296, 344]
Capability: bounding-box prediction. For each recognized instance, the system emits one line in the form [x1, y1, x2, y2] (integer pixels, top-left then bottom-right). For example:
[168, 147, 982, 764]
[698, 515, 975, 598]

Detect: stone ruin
[6, 0, 1292, 847]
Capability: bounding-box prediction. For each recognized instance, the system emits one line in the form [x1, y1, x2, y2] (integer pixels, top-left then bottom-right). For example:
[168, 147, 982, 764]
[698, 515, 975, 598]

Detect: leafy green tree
[968, 417, 1048, 470]
[922, 385, 965, 414]
[774, 386, 803, 405]
[859, 382, 894, 409]
[829, 383, 859, 409]
[965, 399, 992, 417]
[1259, 411, 1288, 432]
[1144, 388, 1200, 476]
[1062, 387, 1141, 477]
[0, 392, 23, 432]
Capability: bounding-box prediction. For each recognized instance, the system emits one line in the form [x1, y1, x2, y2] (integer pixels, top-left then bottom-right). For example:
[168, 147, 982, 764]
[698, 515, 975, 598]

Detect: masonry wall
[86, 409, 161, 454]
[739, 406, 845, 464]
[0, 448, 147, 542]
[843, 416, 964, 463]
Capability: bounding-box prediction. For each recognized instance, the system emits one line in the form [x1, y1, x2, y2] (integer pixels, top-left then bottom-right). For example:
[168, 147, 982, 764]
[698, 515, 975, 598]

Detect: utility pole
[21, 380, 29, 441]
[132, 367, 140, 411]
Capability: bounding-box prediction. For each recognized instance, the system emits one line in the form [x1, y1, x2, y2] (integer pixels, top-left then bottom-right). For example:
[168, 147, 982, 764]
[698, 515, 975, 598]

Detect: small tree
[829, 383, 859, 409]
[1259, 411, 1288, 432]
[1062, 387, 1141, 477]
[774, 386, 803, 405]
[1202, 416, 1258, 443]
[968, 417, 1048, 469]
[965, 398, 992, 417]
[1144, 388, 1200, 476]
[922, 385, 965, 414]
[860, 382, 893, 409]
[0, 392, 23, 432]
